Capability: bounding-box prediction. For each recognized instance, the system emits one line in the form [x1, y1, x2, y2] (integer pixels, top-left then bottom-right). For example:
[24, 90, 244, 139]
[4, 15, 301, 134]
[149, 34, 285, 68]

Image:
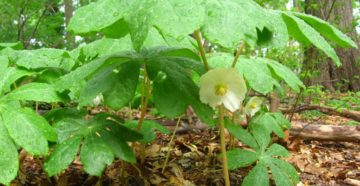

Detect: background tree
[0, 0, 64, 49]
[304, 0, 360, 91]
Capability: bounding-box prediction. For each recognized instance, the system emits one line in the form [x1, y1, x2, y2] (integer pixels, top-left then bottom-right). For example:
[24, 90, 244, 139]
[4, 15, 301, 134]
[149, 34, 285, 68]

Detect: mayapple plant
[0, 0, 357, 185]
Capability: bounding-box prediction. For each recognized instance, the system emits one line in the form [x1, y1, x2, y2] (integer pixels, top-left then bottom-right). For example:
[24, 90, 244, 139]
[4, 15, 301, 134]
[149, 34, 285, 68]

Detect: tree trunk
[64, 0, 74, 48]
[304, 0, 360, 91]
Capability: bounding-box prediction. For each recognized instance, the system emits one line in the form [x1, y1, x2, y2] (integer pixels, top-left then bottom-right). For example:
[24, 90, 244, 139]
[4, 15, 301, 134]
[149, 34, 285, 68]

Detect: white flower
[199, 68, 247, 112]
[92, 94, 104, 106]
[244, 96, 264, 116]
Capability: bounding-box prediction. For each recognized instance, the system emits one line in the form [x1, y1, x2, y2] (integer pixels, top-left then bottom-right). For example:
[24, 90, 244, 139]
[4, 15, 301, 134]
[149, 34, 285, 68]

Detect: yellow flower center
[249, 103, 257, 109]
[215, 84, 228, 96]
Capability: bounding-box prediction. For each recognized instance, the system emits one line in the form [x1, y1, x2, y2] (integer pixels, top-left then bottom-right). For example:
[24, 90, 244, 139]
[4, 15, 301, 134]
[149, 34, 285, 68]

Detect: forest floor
[12, 112, 360, 186]
[11, 91, 360, 186]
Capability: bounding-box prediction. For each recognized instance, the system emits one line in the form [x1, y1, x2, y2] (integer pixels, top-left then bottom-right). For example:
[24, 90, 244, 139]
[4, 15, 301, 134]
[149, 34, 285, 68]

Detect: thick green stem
[162, 117, 182, 173]
[194, 30, 210, 71]
[231, 43, 246, 68]
[219, 106, 230, 186]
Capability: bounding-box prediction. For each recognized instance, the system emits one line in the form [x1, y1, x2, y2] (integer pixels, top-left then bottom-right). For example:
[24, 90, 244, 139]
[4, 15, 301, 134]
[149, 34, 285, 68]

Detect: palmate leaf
[293, 12, 357, 48]
[69, 0, 203, 51]
[60, 47, 212, 125]
[44, 111, 142, 177]
[0, 118, 18, 186]
[282, 12, 340, 66]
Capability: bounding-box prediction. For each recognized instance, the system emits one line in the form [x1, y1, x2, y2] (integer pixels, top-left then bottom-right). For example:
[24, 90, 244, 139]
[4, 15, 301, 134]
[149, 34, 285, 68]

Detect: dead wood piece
[343, 178, 360, 186]
[282, 105, 360, 122]
[291, 122, 360, 142]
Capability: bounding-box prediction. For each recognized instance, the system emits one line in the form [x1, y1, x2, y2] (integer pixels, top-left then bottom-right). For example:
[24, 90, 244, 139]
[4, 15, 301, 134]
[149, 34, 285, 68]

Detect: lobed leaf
[227, 148, 258, 170]
[293, 12, 357, 48]
[4, 83, 64, 103]
[242, 160, 269, 186]
[282, 12, 340, 66]
[0, 118, 18, 186]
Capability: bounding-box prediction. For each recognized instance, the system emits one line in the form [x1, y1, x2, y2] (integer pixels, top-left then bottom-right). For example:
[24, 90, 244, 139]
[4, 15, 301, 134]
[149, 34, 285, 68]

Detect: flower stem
[231, 43, 246, 68]
[162, 116, 182, 173]
[194, 29, 210, 71]
[219, 106, 230, 186]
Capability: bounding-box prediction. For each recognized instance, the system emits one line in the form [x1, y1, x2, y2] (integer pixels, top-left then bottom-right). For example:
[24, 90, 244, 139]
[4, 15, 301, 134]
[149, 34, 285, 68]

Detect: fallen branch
[160, 119, 360, 142]
[282, 105, 360, 122]
[291, 122, 360, 142]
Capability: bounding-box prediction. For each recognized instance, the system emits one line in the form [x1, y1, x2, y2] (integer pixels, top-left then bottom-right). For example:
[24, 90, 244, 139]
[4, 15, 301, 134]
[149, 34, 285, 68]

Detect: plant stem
[219, 106, 230, 186]
[137, 66, 151, 130]
[162, 117, 182, 173]
[194, 29, 210, 71]
[231, 43, 246, 68]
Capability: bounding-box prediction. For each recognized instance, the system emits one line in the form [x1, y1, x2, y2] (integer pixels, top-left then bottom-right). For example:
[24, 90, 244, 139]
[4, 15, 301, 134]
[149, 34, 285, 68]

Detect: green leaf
[251, 112, 285, 138]
[269, 162, 293, 186]
[49, 113, 142, 176]
[1, 107, 51, 155]
[146, 54, 214, 126]
[68, 0, 129, 34]
[0, 118, 18, 186]
[75, 37, 133, 60]
[293, 12, 357, 48]
[250, 123, 270, 153]
[125, 0, 204, 51]
[0, 42, 23, 50]
[14, 48, 75, 71]
[80, 62, 140, 110]
[224, 120, 258, 149]
[263, 11, 289, 48]
[203, 0, 272, 49]
[271, 158, 300, 184]
[242, 160, 269, 186]
[44, 136, 82, 176]
[264, 58, 304, 92]
[0, 67, 33, 95]
[123, 120, 170, 144]
[282, 12, 340, 66]
[227, 148, 258, 170]
[0, 55, 9, 71]
[237, 58, 277, 94]
[272, 112, 291, 129]
[55, 53, 136, 91]
[80, 131, 115, 176]
[4, 83, 64, 103]
[266, 143, 289, 157]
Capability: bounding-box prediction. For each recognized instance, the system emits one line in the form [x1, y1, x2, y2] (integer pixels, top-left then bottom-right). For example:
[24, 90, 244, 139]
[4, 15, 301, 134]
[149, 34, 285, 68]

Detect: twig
[162, 117, 182, 173]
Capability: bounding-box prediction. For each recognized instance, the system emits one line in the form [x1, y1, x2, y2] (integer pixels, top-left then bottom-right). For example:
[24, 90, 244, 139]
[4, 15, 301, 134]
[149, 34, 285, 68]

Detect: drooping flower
[199, 68, 247, 112]
[244, 96, 264, 116]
